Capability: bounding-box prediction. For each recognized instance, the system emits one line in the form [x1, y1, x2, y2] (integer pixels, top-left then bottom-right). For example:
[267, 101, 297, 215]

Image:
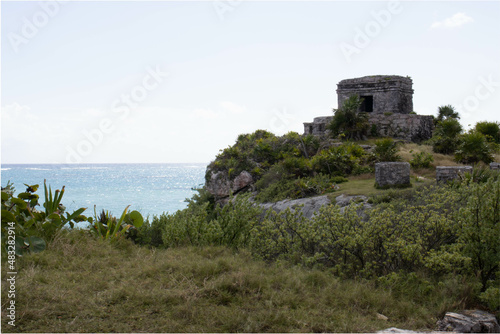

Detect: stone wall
[303, 113, 433, 142]
[490, 162, 500, 170]
[375, 162, 410, 188]
[337, 75, 413, 114]
[303, 116, 333, 136]
[436, 166, 473, 183]
[368, 113, 434, 142]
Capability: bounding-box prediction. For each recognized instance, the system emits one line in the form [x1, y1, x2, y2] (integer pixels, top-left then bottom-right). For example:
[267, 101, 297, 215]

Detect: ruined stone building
[304, 75, 434, 142]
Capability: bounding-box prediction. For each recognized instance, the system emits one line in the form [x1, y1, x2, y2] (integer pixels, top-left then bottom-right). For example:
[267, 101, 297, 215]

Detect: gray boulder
[437, 310, 500, 333]
[232, 171, 253, 192]
[206, 171, 231, 198]
[206, 170, 254, 199]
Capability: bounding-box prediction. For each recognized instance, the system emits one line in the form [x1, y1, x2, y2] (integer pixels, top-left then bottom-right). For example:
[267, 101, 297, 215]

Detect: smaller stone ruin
[375, 162, 410, 188]
[436, 166, 473, 183]
[490, 162, 500, 170]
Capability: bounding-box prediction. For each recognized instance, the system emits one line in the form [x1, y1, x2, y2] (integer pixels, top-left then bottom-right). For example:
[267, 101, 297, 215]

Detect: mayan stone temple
[304, 75, 434, 142]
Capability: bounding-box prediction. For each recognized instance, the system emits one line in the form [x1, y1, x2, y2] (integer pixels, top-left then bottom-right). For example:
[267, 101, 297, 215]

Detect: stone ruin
[375, 162, 411, 188]
[304, 75, 434, 142]
[337, 75, 413, 114]
[436, 166, 473, 183]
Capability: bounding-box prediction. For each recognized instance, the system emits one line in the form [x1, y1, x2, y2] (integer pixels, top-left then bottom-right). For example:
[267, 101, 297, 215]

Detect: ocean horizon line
[1, 162, 209, 166]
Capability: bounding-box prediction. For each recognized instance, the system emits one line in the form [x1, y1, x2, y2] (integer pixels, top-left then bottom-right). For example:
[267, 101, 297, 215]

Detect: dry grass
[398, 143, 461, 167]
[1, 231, 465, 333]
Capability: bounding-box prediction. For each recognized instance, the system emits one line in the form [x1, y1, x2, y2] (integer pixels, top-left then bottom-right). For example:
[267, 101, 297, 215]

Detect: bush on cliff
[328, 95, 369, 140]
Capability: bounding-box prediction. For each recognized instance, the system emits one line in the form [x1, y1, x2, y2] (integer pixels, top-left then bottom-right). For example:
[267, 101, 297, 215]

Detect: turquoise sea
[0, 163, 207, 221]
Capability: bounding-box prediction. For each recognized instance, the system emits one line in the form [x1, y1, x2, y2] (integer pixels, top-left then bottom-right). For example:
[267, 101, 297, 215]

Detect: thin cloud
[2, 102, 32, 114]
[431, 12, 473, 29]
[191, 108, 219, 120]
[220, 101, 246, 114]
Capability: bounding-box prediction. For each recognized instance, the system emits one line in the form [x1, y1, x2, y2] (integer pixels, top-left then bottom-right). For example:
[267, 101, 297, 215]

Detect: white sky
[1, 0, 500, 164]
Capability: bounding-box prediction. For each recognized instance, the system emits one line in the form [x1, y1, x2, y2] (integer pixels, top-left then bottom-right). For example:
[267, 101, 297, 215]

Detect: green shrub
[281, 156, 311, 177]
[89, 206, 144, 242]
[457, 165, 500, 185]
[210, 195, 263, 248]
[454, 178, 500, 289]
[454, 131, 494, 164]
[373, 138, 401, 162]
[331, 176, 348, 184]
[133, 214, 168, 247]
[255, 165, 286, 192]
[475, 121, 500, 144]
[255, 174, 341, 203]
[431, 118, 463, 154]
[1, 181, 88, 256]
[162, 202, 211, 247]
[250, 207, 311, 263]
[311, 144, 361, 176]
[409, 151, 434, 169]
[255, 178, 297, 202]
[302, 134, 321, 157]
[480, 287, 500, 310]
[328, 95, 369, 140]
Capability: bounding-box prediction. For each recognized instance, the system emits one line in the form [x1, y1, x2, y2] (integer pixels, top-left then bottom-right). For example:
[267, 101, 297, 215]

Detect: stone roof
[338, 75, 412, 85]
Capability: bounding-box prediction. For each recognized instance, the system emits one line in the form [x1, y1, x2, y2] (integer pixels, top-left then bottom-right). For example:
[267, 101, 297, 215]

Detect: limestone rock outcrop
[437, 310, 500, 333]
[206, 169, 253, 200]
[259, 194, 331, 220]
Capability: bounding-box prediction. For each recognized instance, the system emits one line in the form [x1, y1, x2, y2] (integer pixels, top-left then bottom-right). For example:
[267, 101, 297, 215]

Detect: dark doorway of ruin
[360, 95, 373, 112]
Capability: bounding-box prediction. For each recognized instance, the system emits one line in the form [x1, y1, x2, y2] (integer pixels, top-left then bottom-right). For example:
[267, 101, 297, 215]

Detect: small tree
[475, 121, 500, 144]
[436, 105, 460, 123]
[455, 131, 494, 164]
[329, 95, 369, 140]
[431, 118, 463, 154]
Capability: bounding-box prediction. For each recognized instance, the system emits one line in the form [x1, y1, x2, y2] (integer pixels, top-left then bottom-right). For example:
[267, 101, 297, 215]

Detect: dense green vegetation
[1, 181, 144, 259]
[134, 174, 500, 295]
[207, 130, 410, 203]
[3, 173, 498, 332]
[428, 105, 498, 164]
[2, 102, 499, 332]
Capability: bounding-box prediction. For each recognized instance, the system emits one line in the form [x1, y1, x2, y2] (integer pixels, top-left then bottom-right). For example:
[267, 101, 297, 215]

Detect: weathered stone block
[490, 162, 500, 170]
[375, 162, 410, 188]
[436, 166, 473, 183]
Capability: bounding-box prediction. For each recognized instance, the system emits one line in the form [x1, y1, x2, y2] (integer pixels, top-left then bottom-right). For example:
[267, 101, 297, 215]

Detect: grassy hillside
[2, 129, 499, 333]
[0, 231, 480, 333]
